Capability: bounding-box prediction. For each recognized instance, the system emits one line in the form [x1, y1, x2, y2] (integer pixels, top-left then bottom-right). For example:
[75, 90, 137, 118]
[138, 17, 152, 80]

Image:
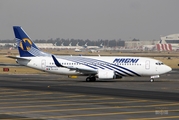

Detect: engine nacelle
[97, 69, 116, 79]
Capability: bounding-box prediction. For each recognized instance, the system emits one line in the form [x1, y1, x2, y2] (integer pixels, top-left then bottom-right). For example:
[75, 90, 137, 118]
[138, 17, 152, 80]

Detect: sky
[0, 0, 179, 41]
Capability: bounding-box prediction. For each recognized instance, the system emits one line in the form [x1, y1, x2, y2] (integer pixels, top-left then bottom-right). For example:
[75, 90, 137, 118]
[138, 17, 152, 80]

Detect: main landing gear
[86, 76, 96, 82]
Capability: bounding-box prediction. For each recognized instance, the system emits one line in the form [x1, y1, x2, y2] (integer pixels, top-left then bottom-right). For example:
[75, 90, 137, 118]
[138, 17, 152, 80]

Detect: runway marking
[1, 102, 179, 114]
[1, 92, 161, 103]
[0, 97, 115, 104]
[0, 92, 55, 97]
[0, 98, 173, 106]
[0, 91, 28, 94]
[0, 90, 52, 95]
[0, 99, 147, 109]
[0, 90, 53, 94]
[0, 94, 87, 100]
[34, 109, 179, 119]
[0, 89, 72, 95]
[0, 119, 36, 120]
[0, 88, 73, 95]
[0, 88, 32, 91]
[129, 116, 179, 120]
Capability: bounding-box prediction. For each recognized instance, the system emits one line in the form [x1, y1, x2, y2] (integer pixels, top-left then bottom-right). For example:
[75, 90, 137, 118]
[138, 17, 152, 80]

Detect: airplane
[8, 26, 172, 82]
[55, 42, 83, 50]
[83, 42, 103, 49]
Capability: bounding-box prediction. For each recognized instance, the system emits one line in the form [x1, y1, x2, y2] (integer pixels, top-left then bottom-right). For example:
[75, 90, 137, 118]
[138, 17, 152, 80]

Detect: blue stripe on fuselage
[59, 57, 140, 76]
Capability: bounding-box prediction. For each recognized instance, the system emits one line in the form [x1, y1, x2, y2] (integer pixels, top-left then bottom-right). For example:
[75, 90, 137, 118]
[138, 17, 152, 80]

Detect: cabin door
[145, 60, 150, 70]
[41, 59, 46, 69]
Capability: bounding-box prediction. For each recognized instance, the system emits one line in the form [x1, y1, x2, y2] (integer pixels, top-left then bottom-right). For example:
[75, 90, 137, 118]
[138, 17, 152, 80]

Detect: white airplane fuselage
[17, 56, 171, 77]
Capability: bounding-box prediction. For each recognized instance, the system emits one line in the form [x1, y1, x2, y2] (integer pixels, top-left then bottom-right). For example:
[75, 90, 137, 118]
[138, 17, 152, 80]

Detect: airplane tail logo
[13, 26, 47, 57]
[19, 38, 32, 51]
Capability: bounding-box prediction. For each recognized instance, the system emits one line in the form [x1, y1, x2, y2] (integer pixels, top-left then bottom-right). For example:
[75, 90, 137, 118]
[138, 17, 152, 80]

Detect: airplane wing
[52, 55, 97, 74]
[68, 66, 97, 74]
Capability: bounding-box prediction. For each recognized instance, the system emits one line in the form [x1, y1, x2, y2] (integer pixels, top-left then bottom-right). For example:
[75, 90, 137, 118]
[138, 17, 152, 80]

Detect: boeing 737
[9, 26, 172, 82]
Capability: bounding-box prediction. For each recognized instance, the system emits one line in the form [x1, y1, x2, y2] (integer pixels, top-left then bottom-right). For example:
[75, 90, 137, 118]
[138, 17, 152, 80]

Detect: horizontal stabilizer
[6, 56, 31, 61]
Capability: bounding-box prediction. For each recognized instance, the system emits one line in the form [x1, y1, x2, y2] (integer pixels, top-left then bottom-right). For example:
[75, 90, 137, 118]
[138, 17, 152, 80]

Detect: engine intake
[97, 69, 116, 79]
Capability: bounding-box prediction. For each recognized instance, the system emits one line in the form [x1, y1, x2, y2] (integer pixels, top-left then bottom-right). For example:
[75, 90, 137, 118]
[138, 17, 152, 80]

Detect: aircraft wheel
[91, 77, 96, 82]
[150, 78, 154, 82]
[86, 77, 96, 82]
[86, 77, 91, 82]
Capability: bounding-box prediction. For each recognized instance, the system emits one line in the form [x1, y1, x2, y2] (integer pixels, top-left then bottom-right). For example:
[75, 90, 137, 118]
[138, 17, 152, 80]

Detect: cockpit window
[156, 62, 164, 65]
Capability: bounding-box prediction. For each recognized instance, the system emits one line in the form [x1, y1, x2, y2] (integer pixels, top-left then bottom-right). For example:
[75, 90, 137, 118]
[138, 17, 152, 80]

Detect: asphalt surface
[0, 71, 179, 120]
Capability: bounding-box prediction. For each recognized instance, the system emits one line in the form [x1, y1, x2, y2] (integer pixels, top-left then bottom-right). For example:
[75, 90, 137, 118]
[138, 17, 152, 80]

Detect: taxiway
[0, 71, 179, 120]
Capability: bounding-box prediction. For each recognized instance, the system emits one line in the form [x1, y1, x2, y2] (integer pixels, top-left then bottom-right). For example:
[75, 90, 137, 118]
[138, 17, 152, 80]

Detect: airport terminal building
[124, 40, 158, 49]
[160, 34, 179, 45]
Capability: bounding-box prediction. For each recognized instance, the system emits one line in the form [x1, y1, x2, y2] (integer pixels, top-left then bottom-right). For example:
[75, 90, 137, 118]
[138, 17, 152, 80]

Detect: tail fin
[13, 26, 46, 57]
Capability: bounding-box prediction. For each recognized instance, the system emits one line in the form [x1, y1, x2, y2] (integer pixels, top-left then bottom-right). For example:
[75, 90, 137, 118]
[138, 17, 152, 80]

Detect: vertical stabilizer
[13, 26, 47, 57]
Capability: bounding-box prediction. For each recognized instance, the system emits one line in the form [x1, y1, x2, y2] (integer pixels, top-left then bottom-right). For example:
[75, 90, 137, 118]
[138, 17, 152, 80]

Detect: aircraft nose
[165, 65, 172, 73]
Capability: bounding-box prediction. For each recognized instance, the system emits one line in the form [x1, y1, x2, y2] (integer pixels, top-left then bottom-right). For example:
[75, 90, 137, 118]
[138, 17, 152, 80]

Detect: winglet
[52, 55, 63, 67]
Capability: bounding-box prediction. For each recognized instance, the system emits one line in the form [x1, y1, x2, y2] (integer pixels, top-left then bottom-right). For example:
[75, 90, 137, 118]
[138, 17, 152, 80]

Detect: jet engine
[97, 69, 116, 79]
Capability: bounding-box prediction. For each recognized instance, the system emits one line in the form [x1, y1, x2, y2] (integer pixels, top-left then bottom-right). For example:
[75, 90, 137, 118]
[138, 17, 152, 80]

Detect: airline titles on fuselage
[113, 58, 139, 64]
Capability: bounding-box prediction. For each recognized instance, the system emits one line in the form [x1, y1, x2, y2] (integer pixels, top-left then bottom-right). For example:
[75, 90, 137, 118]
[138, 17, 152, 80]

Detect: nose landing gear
[150, 78, 154, 82]
[150, 75, 159, 82]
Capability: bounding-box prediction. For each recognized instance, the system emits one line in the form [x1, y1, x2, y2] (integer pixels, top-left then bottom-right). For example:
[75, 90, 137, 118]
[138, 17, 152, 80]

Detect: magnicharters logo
[19, 38, 32, 51]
